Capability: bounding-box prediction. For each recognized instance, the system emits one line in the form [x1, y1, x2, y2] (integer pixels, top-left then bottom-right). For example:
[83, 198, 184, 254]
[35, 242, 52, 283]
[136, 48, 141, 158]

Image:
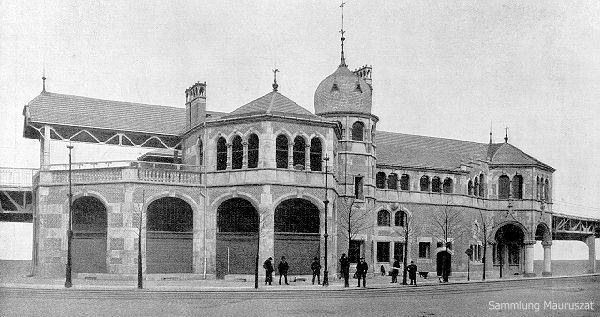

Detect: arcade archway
[274, 198, 320, 275]
[494, 223, 525, 274]
[72, 196, 107, 273]
[216, 198, 258, 278]
[146, 197, 193, 273]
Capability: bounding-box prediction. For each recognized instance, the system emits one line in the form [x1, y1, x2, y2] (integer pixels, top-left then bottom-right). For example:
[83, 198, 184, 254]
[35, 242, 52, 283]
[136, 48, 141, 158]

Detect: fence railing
[0, 167, 37, 188]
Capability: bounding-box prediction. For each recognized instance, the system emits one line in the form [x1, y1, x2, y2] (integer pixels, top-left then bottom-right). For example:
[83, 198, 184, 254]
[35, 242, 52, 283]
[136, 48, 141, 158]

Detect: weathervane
[339, 1, 347, 67]
[504, 127, 509, 143]
[272, 68, 279, 91]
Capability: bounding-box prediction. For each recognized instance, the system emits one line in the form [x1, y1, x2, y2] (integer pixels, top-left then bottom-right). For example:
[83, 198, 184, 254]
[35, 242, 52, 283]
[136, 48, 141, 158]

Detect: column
[242, 141, 248, 169]
[524, 242, 535, 277]
[40, 125, 51, 169]
[587, 235, 596, 273]
[226, 143, 232, 170]
[287, 143, 294, 169]
[305, 144, 311, 171]
[542, 241, 552, 276]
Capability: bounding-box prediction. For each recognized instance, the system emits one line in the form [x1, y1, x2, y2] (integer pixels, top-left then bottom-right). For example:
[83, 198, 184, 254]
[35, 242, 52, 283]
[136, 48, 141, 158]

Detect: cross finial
[504, 126, 509, 143]
[339, 1, 347, 67]
[272, 68, 279, 91]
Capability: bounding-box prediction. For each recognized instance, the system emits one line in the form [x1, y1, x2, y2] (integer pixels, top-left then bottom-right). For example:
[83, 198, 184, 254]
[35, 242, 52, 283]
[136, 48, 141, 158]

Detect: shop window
[418, 242, 431, 258]
[377, 242, 390, 262]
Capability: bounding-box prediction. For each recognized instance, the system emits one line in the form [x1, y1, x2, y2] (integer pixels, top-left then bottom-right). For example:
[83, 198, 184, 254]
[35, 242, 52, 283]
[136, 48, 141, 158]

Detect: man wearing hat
[263, 257, 274, 285]
[311, 257, 322, 285]
[278, 256, 289, 285]
[356, 257, 369, 287]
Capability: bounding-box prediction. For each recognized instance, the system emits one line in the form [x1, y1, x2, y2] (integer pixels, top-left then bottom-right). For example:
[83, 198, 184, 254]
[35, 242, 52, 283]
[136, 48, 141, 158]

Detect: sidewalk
[3, 271, 597, 292]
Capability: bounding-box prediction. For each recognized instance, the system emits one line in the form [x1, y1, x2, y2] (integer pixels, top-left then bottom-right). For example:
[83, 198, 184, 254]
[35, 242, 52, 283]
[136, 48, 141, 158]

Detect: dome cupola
[314, 66, 372, 115]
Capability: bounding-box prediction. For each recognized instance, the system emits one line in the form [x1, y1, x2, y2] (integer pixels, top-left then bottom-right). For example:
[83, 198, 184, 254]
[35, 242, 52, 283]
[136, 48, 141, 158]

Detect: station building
[22, 43, 557, 279]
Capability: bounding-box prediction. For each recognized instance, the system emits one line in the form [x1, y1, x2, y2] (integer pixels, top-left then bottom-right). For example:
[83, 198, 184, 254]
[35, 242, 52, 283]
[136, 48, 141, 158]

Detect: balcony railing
[40, 161, 203, 185]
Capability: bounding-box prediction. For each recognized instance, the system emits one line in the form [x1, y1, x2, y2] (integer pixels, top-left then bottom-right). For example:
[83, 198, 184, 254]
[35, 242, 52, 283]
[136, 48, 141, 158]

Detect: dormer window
[331, 83, 339, 92]
[355, 83, 362, 93]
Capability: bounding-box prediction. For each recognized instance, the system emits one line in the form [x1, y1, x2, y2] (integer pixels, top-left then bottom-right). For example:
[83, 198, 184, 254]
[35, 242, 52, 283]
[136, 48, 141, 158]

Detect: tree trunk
[254, 233, 260, 289]
[402, 217, 408, 285]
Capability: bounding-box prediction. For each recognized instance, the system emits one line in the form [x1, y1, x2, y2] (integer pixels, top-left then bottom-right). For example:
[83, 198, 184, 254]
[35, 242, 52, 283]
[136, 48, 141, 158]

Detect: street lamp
[65, 144, 74, 288]
[322, 155, 330, 286]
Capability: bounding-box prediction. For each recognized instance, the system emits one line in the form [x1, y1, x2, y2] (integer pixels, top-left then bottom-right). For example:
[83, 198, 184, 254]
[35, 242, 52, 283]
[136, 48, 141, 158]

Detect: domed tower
[314, 15, 378, 209]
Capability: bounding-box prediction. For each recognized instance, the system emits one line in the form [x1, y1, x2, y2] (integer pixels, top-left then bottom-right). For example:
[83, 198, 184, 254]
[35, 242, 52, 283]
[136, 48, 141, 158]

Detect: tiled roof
[25, 92, 225, 135]
[375, 131, 553, 171]
[222, 91, 322, 121]
[314, 65, 372, 115]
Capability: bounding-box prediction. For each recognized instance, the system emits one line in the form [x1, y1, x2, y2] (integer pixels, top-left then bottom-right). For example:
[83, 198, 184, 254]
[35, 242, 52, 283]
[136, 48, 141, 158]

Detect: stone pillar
[242, 141, 248, 169]
[542, 241, 552, 276]
[259, 185, 274, 277]
[587, 235, 596, 273]
[524, 241, 535, 277]
[287, 143, 294, 169]
[305, 144, 311, 171]
[226, 143, 232, 170]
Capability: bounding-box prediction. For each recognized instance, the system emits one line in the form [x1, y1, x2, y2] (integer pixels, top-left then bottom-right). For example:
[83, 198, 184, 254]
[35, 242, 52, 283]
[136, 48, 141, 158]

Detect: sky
[1, 0, 600, 224]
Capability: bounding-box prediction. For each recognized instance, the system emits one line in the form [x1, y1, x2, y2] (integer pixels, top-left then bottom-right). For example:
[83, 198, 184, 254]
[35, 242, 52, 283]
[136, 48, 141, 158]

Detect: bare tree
[431, 204, 468, 282]
[389, 209, 423, 285]
[337, 197, 373, 260]
[254, 210, 270, 289]
[131, 190, 145, 289]
[477, 210, 494, 281]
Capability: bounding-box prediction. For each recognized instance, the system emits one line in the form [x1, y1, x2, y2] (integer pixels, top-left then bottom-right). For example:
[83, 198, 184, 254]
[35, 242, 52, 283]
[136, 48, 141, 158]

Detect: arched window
[420, 175, 430, 192]
[276, 135, 288, 169]
[351, 121, 364, 141]
[498, 175, 510, 199]
[247, 134, 259, 168]
[376, 172, 386, 189]
[377, 210, 391, 226]
[479, 174, 485, 197]
[293, 136, 306, 169]
[443, 178, 453, 193]
[148, 197, 193, 232]
[512, 175, 523, 199]
[400, 174, 410, 190]
[310, 138, 322, 171]
[197, 138, 203, 166]
[544, 179, 549, 201]
[468, 180, 473, 195]
[540, 178, 546, 200]
[394, 210, 405, 227]
[216, 137, 227, 170]
[387, 173, 398, 190]
[536, 177, 541, 200]
[275, 199, 320, 233]
[474, 177, 479, 197]
[217, 198, 258, 232]
[231, 135, 243, 169]
[432, 177, 441, 192]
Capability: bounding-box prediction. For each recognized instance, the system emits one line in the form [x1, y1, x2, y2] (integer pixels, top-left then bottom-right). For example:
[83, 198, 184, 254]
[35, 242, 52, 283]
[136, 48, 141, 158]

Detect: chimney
[185, 82, 207, 130]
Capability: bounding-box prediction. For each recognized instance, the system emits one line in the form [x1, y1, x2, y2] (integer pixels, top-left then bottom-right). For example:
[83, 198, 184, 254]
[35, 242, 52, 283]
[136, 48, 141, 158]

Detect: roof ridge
[39, 91, 183, 110]
[266, 91, 277, 114]
[377, 130, 487, 146]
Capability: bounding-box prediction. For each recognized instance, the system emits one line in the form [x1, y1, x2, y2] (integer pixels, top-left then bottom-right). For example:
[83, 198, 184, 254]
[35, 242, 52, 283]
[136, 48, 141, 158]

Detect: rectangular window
[354, 176, 364, 199]
[349, 240, 363, 263]
[377, 242, 390, 262]
[393, 242, 404, 262]
[418, 242, 430, 258]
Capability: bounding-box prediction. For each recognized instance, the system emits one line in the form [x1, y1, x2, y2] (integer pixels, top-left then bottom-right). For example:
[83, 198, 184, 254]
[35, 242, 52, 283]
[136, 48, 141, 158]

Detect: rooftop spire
[272, 68, 279, 91]
[339, 1, 347, 67]
[489, 121, 493, 144]
[504, 126, 509, 143]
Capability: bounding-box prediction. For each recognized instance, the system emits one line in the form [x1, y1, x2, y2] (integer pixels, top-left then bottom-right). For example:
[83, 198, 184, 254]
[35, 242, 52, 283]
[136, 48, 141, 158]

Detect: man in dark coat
[391, 257, 400, 283]
[263, 257, 274, 285]
[340, 253, 350, 287]
[356, 257, 368, 287]
[407, 260, 418, 286]
[278, 256, 289, 285]
[311, 257, 321, 285]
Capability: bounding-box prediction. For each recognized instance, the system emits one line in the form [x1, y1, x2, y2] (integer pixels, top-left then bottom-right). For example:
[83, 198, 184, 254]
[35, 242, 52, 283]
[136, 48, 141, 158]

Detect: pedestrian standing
[407, 260, 418, 286]
[340, 253, 350, 287]
[278, 256, 289, 285]
[263, 257, 274, 285]
[356, 257, 368, 288]
[391, 257, 400, 283]
[311, 257, 321, 285]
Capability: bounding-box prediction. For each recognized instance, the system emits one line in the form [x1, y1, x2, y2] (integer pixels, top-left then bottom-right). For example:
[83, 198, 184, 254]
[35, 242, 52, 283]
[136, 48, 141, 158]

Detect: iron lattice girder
[0, 190, 33, 213]
[27, 124, 181, 150]
[553, 213, 600, 239]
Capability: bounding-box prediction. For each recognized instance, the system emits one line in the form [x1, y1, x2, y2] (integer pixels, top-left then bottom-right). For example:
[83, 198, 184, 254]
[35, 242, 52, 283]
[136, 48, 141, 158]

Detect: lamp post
[65, 144, 74, 288]
[322, 155, 330, 286]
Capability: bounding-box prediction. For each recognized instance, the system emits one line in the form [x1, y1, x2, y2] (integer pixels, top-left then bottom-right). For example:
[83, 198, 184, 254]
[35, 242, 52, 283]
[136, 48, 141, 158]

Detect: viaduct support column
[523, 241, 535, 277]
[587, 235, 596, 273]
[542, 242, 552, 276]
